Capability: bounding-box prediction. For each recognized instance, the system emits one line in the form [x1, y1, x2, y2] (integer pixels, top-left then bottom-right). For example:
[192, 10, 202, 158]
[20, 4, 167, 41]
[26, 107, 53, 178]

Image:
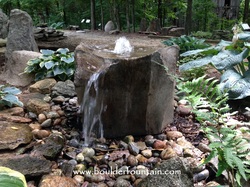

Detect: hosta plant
[0, 85, 23, 109]
[179, 24, 250, 99]
[0, 167, 27, 187]
[24, 48, 75, 81]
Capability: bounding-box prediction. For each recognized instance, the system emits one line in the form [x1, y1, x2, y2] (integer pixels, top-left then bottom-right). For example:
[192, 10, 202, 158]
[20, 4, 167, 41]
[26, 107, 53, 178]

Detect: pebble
[193, 169, 209, 182]
[32, 129, 51, 139]
[82, 147, 95, 158]
[155, 133, 167, 141]
[52, 95, 66, 103]
[141, 149, 152, 158]
[76, 153, 85, 162]
[45, 111, 60, 119]
[153, 140, 167, 149]
[128, 142, 140, 156]
[198, 143, 211, 153]
[68, 138, 80, 148]
[176, 105, 192, 116]
[135, 165, 149, 179]
[40, 118, 52, 128]
[127, 155, 138, 167]
[53, 118, 62, 126]
[123, 135, 134, 144]
[160, 147, 177, 160]
[29, 122, 41, 130]
[183, 148, 194, 157]
[177, 137, 193, 148]
[114, 178, 131, 187]
[38, 113, 47, 123]
[73, 175, 84, 184]
[166, 131, 183, 140]
[28, 112, 37, 119]
[135, 154, 148, 163]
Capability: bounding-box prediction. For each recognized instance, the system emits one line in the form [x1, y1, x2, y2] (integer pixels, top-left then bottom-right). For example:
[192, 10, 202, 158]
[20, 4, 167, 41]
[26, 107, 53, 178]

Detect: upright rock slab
[0, 9, 8, 39]
[2, 9, 38, 84]
[74, 43, 178, 138]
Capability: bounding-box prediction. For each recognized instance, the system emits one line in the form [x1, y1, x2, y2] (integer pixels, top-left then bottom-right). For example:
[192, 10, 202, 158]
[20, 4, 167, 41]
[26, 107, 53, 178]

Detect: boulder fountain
[74, 37, 178, 145]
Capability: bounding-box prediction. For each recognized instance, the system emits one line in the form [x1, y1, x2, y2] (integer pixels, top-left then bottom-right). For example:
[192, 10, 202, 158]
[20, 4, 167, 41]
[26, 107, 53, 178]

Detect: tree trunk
[91, 0, 96, 30]
[243, 0, 250, 23]
[185, 0, 193, 35]
[158, 0, 162, 27]
[126, 0, 130, 32]
[131, 0, 135, 32]
[100, 0, 104, 30]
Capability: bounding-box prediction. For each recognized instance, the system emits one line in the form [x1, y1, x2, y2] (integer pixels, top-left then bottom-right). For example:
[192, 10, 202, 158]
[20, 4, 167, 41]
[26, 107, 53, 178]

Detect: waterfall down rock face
[74, 40, 178, 142]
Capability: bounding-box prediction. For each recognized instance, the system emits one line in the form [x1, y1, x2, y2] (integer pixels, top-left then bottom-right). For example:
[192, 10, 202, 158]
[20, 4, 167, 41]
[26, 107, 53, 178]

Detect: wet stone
[198, 143, 211, 153]
[0, 122, 33, 150]
[39, 175, 78, 187]
[124, 135, 134, 144]
[128, 142, 140, 156]
[153, 140, 167, 150]
[38, 113, 47, 124]
[155, 133, 167, 141]
[141, 149, 152, 158]
[166, 131, 183, 140]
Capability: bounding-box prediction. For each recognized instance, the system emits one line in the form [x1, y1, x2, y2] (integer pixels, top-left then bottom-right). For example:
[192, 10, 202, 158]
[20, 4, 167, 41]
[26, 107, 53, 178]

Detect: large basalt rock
[2, 9, 38, 84]
[74, 42, 178, 138]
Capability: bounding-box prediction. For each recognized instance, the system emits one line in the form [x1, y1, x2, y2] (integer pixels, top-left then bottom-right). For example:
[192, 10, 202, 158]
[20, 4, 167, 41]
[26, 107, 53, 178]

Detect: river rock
[0, 154, 51, 177]
[31, 133, 65, 159]
[51, 80, 77, 98]
[138, 157, 193, 187]
[29, 78, 57, 94]
[39, 175, 78, 187]
[127, 155, 138, 166]
[74, 43, 178, 138]
[114, 178, 131, 187]
[0, 121, 32, 150]
[166, 131, 183, 140]
[26, 98, 50, 115]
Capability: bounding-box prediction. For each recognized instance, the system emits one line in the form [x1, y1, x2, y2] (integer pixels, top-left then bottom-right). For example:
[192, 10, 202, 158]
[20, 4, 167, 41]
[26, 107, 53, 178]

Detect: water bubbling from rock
[113, 36, 133, 55]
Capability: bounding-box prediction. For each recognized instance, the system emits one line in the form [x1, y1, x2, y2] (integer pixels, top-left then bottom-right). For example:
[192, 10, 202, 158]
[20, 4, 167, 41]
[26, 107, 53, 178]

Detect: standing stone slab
[2, 9, 38, 84]
[74, 43, 178, 138]
[0, 9, 8, 39]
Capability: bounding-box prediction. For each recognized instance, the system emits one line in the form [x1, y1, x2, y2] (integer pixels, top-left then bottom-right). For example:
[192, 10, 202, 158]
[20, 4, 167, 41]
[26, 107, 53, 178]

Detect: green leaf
[56, 48, 69, 55]
[61, 56, 74, 64]
[35, 72, 46, 81]
[2, 87, 21, 95]
[0, 166, 27, 187]
[53, 66, 64, 75]
[41, 49, 54, 56]
[2, 94, 23, 107]
[203, 150, 218, 164]
[44, 61, 55, 69]
[216, 160, 228, 177]
[27, 58, 40, 66]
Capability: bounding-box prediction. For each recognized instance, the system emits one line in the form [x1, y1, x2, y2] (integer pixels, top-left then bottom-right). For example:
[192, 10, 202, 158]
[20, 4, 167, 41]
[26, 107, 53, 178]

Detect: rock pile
[0, 78, 229, 187]
[34, 27, 65, 41]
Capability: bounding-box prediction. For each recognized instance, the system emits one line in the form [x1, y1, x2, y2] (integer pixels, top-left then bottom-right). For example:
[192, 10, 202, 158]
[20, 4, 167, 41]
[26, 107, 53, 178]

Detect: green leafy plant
[191, 31, 213, 39]
[179, 24, 250, 99]
[162, 35, 211, 53]
[176, 75, 250, 186]
[24, 48, 75, 81]
[49, 22, 64, 29]
[0, 85, 23, 109]
[0, 166, 27, 187]
[203, 125, 250, 187]
[177, 75, 230, 124]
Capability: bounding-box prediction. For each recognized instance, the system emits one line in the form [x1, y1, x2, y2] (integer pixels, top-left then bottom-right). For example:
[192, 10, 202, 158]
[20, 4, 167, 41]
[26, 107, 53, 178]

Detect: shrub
[162, 35, 211, 53]
[24, 48, 75, 81]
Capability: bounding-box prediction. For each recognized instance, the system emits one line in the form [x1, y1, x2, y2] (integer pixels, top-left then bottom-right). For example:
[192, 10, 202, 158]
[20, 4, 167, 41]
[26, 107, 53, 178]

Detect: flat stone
[26, 98, 50, 115]
[0, 154, 51, 177]
[29, 78, 57, 94]
[31, 133, 65, 159]
[0, 121, 32, 150]
[39, 175, 78, 187]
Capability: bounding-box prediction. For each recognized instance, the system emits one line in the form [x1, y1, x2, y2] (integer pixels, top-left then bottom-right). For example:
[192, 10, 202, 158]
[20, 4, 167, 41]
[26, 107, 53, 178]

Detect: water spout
[113, 36, 133, 55]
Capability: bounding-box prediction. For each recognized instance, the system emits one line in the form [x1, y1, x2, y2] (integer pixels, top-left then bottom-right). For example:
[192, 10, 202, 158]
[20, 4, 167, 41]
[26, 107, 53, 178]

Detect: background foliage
[0, 0, 247, 33]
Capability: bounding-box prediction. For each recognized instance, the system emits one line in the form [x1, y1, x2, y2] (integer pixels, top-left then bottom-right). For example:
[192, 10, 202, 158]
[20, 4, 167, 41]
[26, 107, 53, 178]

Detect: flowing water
[81, 37, 134, 146]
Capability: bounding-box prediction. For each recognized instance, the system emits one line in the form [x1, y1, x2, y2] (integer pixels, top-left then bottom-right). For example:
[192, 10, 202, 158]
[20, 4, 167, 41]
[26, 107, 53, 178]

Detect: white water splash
[81, 72, 104, 146]
[113, 36, 133, 55]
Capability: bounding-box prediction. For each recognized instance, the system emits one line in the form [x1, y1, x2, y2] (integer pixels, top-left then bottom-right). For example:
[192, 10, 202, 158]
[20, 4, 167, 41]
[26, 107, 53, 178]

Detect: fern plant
[177, 75, 250, 186]
[177, 75, 230, 125]
[203, 125, 250, 187]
